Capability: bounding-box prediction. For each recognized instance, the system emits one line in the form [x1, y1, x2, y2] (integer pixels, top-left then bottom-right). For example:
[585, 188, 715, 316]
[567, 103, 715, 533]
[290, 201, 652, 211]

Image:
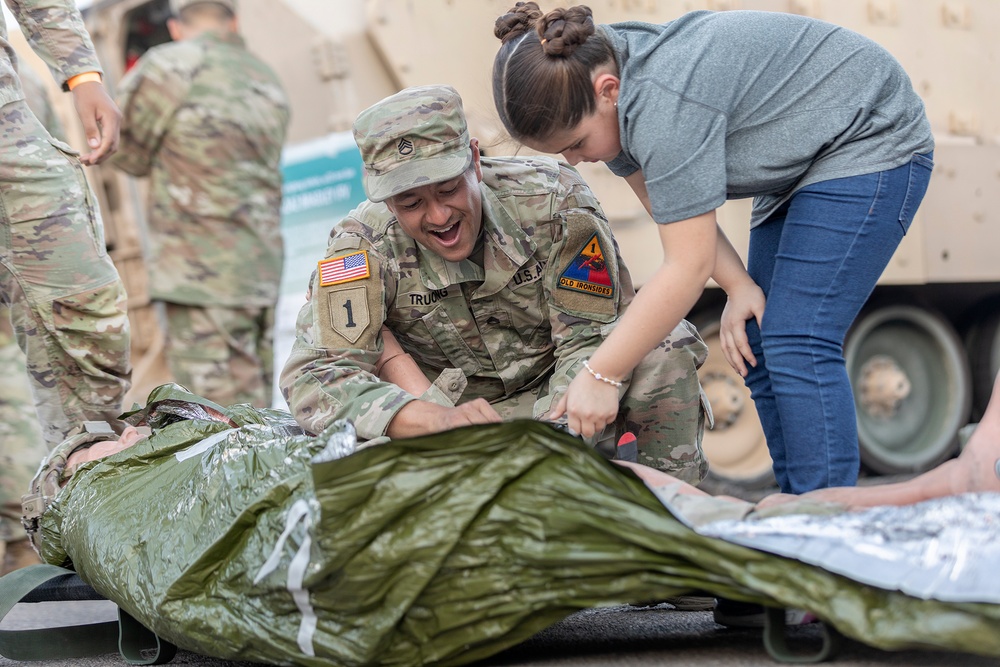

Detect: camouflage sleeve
[279, 234, 418, 439]
[534, 167, 632, 417]
[111, 51, 191, 177]
[6, 0, 103, 87]
[16, 58, 66, 139]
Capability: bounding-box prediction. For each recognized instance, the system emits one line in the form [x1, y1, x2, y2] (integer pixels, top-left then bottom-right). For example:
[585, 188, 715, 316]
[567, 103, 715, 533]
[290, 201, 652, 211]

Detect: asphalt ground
[2, 598, 996, 667]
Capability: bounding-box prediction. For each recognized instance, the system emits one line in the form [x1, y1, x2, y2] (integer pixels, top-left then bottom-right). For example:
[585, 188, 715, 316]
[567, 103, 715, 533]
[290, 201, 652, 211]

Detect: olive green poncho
[39, 386, 1000, 666]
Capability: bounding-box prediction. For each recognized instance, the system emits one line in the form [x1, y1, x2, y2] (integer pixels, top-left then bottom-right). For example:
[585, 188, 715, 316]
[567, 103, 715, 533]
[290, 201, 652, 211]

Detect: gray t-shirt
[602, 11, 934, 226]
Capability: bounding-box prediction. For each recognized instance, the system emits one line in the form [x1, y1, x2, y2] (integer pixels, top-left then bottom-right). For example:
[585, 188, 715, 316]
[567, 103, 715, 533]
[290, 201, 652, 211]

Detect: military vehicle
[12, 0, 997, 487]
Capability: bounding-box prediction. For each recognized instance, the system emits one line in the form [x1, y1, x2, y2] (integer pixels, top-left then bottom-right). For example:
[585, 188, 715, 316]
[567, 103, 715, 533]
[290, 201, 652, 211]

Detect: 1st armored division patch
[558, 234, 614, 298]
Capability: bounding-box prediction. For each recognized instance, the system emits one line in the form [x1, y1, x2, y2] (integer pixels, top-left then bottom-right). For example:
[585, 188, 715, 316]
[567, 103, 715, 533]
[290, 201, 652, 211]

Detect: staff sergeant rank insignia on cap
[319, 250, 370, 287]
[558, 234, 614, 298]
[397, 138, 414, 155]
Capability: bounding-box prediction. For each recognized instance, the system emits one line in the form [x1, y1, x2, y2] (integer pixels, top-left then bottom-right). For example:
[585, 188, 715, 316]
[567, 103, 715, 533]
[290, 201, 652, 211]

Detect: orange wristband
[66, 71, 102, 90]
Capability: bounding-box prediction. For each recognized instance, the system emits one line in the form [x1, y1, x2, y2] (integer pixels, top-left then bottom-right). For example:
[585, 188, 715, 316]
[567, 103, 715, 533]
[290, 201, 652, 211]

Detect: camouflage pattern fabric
[0, 100, 131, 445]
[112, 29, 288, 407]
[0, 307, 46, 546]
[1, 1, 127, 567]
[112, 30, 289, 308]
[0, 0, 104, 107]
[353, 84, 473, 203]
[164, 303, 274, 408]
[282, 156, 709, 482]
[0, 62, 64, 554]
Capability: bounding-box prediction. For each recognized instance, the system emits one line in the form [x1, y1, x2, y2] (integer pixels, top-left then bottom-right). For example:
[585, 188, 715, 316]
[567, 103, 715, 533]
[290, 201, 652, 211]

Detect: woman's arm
[713, 227, 766, 376]
[588, 214, 717, 379]
[549, 181, 718, 437]
[625, 171, 654, 214]
[624, 171, 764, 375]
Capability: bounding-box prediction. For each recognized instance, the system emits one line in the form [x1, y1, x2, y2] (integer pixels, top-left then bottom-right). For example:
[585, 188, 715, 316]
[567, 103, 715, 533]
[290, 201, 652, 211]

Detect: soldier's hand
[549, 373, 619, 440]
[387, 398, 502, 438]
[435, 399, 503, 431]
[71, 81, 122, 165]
[720, 281, 765, 377]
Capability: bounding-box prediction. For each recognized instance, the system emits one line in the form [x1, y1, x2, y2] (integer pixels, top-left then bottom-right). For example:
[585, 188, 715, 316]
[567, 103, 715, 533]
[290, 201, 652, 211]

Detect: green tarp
[37, 386, 1000, 666]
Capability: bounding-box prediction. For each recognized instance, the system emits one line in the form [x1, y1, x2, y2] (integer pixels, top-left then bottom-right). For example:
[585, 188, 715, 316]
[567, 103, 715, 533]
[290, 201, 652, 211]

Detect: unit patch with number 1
[558, 234, 614, 298]
[316, 248, 380, 349]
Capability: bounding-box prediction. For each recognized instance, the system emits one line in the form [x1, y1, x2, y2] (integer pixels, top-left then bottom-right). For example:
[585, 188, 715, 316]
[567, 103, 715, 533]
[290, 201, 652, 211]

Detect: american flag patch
[318, 250, 370, 286]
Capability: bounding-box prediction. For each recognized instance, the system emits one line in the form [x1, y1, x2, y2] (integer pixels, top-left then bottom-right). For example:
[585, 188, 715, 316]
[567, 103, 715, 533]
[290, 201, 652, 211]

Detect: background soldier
[282, 85, 710, 482]
[112, 0, 291, 408]
[1, 3, 132, 572]
[0, 308, 45, 574]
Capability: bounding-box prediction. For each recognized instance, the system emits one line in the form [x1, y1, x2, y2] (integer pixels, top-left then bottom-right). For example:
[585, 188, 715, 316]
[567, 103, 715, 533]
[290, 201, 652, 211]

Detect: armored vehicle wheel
[845, 305, 971, 475]
[966, 307, 1000, 416]
[694, 311, 775, 489]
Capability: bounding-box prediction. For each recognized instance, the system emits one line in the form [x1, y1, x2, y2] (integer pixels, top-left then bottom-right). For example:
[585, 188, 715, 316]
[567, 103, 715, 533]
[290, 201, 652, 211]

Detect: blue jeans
[744, 153, 934, 494]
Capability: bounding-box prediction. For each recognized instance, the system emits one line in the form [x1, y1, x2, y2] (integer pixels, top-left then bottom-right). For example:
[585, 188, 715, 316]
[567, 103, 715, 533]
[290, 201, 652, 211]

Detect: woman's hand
[720, 281, 766, 377]
[549, 372, 620, 439]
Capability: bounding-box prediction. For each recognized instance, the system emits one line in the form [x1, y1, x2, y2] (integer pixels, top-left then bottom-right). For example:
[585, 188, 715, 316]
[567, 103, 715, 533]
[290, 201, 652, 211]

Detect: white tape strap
[254, 499, 318, 656]
[174, 429, 233, 462]
[289, 531, 317, 656]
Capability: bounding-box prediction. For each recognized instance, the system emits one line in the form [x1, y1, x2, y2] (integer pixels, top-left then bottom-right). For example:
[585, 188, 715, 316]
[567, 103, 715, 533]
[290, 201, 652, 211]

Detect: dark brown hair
[492, 2, 617, 143]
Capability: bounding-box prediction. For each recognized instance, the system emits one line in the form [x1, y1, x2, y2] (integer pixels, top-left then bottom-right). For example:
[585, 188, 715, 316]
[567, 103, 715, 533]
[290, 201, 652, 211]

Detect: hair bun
[537, 5, 595, 57]
[494, 1, 543, 44]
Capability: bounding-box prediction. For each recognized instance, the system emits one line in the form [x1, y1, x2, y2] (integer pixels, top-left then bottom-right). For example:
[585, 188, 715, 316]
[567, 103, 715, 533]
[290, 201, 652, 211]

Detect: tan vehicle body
[12, 0, 998, 485]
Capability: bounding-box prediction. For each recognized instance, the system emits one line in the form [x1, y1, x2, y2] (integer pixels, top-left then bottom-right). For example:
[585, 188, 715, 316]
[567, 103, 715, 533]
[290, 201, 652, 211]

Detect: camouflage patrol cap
[353, 85, 472, 203]
[170, 0, 236, 15]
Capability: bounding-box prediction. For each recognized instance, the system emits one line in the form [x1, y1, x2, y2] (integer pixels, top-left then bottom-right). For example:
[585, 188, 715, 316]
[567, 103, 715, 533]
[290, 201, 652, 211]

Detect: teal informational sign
[272, 132, 367, 405]
[279, 132, 366, 298]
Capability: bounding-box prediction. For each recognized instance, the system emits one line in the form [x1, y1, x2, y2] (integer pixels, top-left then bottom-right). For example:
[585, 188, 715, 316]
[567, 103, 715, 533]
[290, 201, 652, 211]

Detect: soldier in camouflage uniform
[281, 85, 710, 483]
[112, 0, 290, 408]
[0, 55, 69, 575]
[0, 55, 72, 576]
[1, 1, 132, 573]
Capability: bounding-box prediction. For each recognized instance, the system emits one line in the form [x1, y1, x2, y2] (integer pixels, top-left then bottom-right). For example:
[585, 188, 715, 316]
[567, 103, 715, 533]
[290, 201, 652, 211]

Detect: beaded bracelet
[582, 359, 622, 388]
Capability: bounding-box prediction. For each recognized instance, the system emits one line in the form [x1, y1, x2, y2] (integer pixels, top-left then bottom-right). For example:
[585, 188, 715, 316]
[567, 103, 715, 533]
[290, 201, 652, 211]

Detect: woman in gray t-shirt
[491, 3, 934, 497]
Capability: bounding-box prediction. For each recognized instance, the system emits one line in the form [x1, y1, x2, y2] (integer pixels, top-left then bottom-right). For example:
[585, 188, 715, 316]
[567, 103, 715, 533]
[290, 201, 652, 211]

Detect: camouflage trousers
[432, 319, 711, 485]
[0, 306, 46, 543]
[164, 302, 275, 408]
[0, 100, 131, 449]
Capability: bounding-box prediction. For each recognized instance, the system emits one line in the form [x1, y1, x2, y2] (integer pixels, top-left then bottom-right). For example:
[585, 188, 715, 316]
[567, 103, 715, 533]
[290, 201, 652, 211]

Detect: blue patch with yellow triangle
[558, 234, 614, 298]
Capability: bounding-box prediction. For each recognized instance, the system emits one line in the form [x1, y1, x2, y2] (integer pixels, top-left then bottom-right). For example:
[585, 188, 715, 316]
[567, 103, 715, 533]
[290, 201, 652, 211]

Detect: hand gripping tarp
[28, 387, 1000, 666]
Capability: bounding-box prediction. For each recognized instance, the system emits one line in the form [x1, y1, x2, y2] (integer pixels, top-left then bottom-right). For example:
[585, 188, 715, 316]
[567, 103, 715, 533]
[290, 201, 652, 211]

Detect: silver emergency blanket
[679, 493, 1000, 605]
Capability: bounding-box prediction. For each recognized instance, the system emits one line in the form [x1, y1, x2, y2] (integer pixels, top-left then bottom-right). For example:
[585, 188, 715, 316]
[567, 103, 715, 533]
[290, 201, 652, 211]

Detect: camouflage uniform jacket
[283, 156, 639, 439]
[0, 0, 102, 107]
[113, 30, 290, 307]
